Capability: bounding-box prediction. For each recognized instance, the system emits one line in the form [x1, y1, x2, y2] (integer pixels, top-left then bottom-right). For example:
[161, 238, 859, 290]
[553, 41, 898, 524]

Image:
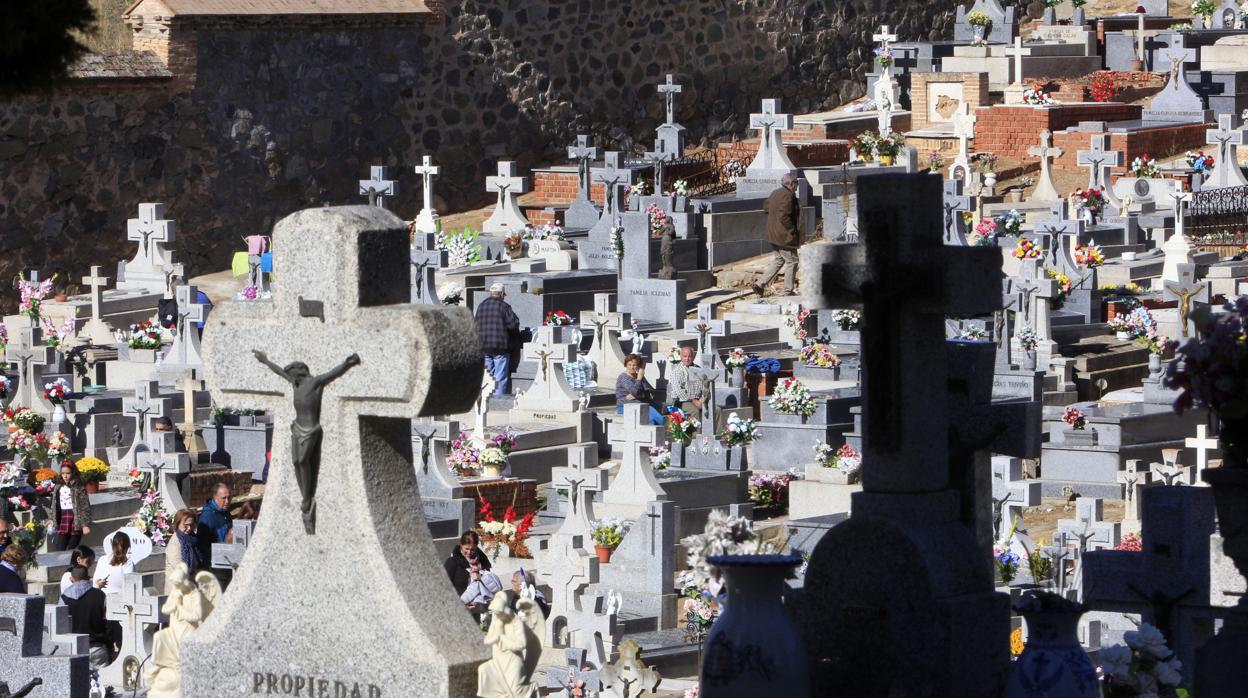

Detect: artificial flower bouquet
[719, 413, 760, 447]
[799, 343, 841, 368]
[769, 377, 817, 417]
[1129, 155, 1161, 178]
[1013, 238, 1042, 260]
[126, 320, 163, 350]
[665, 410, 700, 444]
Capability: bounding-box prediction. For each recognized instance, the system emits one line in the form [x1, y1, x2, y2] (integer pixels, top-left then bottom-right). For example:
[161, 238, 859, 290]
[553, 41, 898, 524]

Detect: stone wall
[0, 0, 961, 309]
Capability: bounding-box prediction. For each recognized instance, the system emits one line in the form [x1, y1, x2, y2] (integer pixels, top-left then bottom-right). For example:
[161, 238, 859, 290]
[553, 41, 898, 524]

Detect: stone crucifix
[482, 160, 531, 233]
[568, 135, 600, 202]
[1204, 114, 1248, 189]
[657, 74, 682, 125]
[1163, 263, 1210, 339]
[358, 165, 397, 209]
[1028, 130, 1064, 202]
[746, 98, 796, 175]
[591, 152, 636, 227]
[413, 155, 441, 233]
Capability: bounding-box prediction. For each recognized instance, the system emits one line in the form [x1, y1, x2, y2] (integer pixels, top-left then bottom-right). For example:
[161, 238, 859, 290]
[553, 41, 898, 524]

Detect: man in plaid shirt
[474, 283, 521, 395]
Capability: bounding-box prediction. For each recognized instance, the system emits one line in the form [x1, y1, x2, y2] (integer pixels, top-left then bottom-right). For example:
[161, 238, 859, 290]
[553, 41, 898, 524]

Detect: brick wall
[973, 103, 1142, 160]
[1051, 123, 1208, 169]
[715, 140, 851, 168]
[532, 171, 605, 206]
[910, 73, 991, 130]
[185, 468, 254, 507]
[464, 479, 539, 528]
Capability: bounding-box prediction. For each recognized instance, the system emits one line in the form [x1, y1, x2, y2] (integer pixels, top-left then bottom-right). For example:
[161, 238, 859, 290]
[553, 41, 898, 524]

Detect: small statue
[477, 593, 545, 698]
[600, 639, 661, 698]
[110, 425, 124, 448]
[145, 562, 223, 697]
[657, 219, 677, 281]
[0, 679, 41, 698]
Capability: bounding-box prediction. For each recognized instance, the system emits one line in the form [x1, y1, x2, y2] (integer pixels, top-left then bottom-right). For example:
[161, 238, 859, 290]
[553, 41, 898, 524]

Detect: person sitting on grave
[666, 345, 704, 417]
[445, 530, 494, 600]
[59, 544, 96, 594]
[52, 461, 92, 552]
[0, 543, 27, 593]
[616, 354, 665, 425]
[752, 171, 802, 297]
[474, 283, 522, 396]
[93, 531, 135, 594]
[198, 482, 235, 557]
[62, 564, 116, 670]
[165, 509, 204, 593]
[508, 569, 550, 618]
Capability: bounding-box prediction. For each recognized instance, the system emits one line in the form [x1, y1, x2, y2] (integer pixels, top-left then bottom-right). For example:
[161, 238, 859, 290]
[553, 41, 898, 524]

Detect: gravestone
[358, 165, 397, 209]
[565, 135, 602, 230]
[99, 572, 165, 692]
[1204, 115, 1248, 190]
[162, 284, 206, 373]
[1077, 134, 1123, 195]
[1161, 187, 1195, 283]
[655, 74, 686, 158]
[1028, 130, 1064, 202]
[3, 326, 56, 413]
[1163, 263, 1210, 340]
[119, 380, 171, 478]
[949, 104, 976, 180]
[182, 205, 489, 695]
[514, 326, 581, 412]
[579, 294, 631, 382]
[600, 403, 668, 517]
[211, 518, 255, 572]
[482, 161, 531, 234]
[1012, 257, 1059, 366]
[596, 499, 679, 629]
[413, 156, 441, 234]
[118, 203, 178, 294]
[992, 456, 1041, 542]
[136, 431, 191, 512]
[943, 178, 975, 245]
[1145, 46, 1213, 123]
[410, 232, 447, 305]
[79, 266, 115, 345]
[0, 594, 89, 698]
[799, 174, 1009, 696]
[954, 0, 1018, 44]
[745, 99, 796, 177]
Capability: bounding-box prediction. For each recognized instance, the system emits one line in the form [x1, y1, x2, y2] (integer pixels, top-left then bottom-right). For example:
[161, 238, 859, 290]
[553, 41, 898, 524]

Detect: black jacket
[0, 564, 22, 594]
[64, 586, 111, 647]
[444, 547, 492, 596]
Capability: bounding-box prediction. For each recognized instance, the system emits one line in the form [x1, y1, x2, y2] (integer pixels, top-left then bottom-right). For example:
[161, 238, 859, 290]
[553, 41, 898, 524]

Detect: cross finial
[358, 165, 397, 209]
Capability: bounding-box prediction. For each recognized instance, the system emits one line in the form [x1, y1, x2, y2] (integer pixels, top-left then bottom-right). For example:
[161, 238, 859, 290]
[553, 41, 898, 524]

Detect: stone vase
[983, 171, 998, 196]
[1007, 608, 1100, 698]
[1072, 7, 1086, 24]
[1148, 352, 1162, 377]
[725, 367, 745, 388]
[1023, 350, 1038, 371]
[700, 554, 809, 698]
[1042, 7, 1056, 25]
[973, 24, 988, 42]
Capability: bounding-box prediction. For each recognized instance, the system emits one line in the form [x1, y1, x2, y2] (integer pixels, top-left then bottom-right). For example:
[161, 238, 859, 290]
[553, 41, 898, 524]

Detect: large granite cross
[1028, 130, 1064, 202]
[746, 98, 796, 175]
[578, 293, 631, 379]
[1077, 134, 1122, 193]
[1204, 114, 1248, 189]
[482, 161, 531, 233]
[657, 74, 682, 125]
[80, 265, 114, 344]
[183, 205, 488, 695]
[589, 152, 637, 237]
[126, 203, 175, 269]
[3, 326, 55, 412]
[568, 135, 600, 201]
[1163, 263, 1210, 339]
[413, 155, 441, 233]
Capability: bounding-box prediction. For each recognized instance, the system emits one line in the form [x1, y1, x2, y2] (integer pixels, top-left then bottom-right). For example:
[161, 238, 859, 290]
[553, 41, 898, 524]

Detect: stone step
[508, 440, 598, 482]
[30, 547, 167, 605]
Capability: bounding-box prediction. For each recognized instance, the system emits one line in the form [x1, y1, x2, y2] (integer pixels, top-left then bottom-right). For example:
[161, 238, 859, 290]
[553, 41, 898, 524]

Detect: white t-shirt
[92, 558, 136, 594]
[59, 570, 73, 594]
[59, 486, 74, 511]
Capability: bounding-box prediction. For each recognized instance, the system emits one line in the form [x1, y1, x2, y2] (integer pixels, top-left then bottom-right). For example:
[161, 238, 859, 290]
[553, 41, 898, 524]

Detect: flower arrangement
[721, 159, 746, 184]
[1101, 282, 1145, 296]
[43, 378, 70, 405]
[436, 228, 483, 267]
[927, 151, 946, 173]
[1070, 0, 1086, 7]
[649, 446, 671, 470]
[75, 456, 109, 483]
[6, 429, 45, 460]
[240, 285, 260, 301]
[975, 152, 999, 174]
[6, 495, 31, 512]
[0, 375, 11, 400]
[1043, 0, 1061, 6]
[966, 10, 992, 25]
[447, 431, 481, 476]
[42, 316, 76, 348]
[1088, 72, 1121, 102]
[127, 467, 144, 488]
[768, 377, 817, 418]
[0, 322, 7, 353]
[478, 500, 536, 558]
[440, 284, 463, 306]
[665, 410, 700, 445]
[1185, 150, 1215, 172]
[646, 203, 669, 238]
[1116, 531, 1143, 552]
[1010, 627, 1025, 659]
[502, 230, 526, 258]
[45, 432, 70, 461]
[1192, 0, 1217, 19]
[799, 342, 841, 368]
[681, 509, 781, 592]
[488, 427, 517, 456]
[1129, 155, 1161, 178]
[974, 217, 999, 244]
[1074, 244, 1105, 268]
[1165, 298, 1248, 432]
[724, 347, 748, 369]
[815, 442, 861, 479]
[679, 569, 720, 643]
[748, 471, 793, 511]
[1136, 329, 1170, 356]
[832, 309, 860, 331]
[1021, 85, 1056, 106]
[670, 179, 691, 197]
[787, 307, 812, 342]
[610, 225, 624, 260]
[995, 209, 1023, 236]
[1046, 268, 1073, 298]
[591, 517, 630, 549]
[10, 519, 47, 559]
[126, 320, 163, 350]
[874, 46, 893, 69]
[479, 446, 507, 469]
[959, 326, 990, 340]
[544, 310, 573, 327]
[18, 275, 54, 321]
[625, 180, 651, 201]
[4, 407, 45, 433]
[1169, 22, 1193, 31]
[131, 487, 172, 547]
[1063, 405, 1087, 430]
[1070, 187, 1107, 213]
[1099, 623, 1184, 698]
[851, 132, 877, 159]
[994, 545, 1021, 584]
[664, 346, 681, 364]
[719, 413, 760, 447]
[874, 132, 905, 157]
[532, 223, 566, 241]
[1013, 238, 1042, 260]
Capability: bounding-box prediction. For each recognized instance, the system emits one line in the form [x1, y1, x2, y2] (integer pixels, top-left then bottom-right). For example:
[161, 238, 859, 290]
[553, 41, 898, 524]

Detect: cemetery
[4, 0, 1248, 696]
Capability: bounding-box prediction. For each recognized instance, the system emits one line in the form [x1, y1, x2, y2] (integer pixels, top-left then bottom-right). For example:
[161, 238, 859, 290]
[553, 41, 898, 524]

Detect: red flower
[479, 499, 494, 523]
[503, 505, 517, 524]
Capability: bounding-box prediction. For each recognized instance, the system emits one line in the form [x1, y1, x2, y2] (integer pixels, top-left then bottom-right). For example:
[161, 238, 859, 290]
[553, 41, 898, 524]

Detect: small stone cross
[1205, 115, 1248, 189]
[657, 74, 682, 125]
[592, 152, 637, 225]
[358, 165, 397, 209]
[80, 265, 114, 344]
[127, 203, 176, 266]
[1028, 130, 1064, 201]
[1185, 424, 1219, 472]
[1077, 134, 1122, 192]
[3, 326, 56, 411]
[413, 155, 441, 232]
[682, 303, 730, 364]
[568, 135, 600, 200]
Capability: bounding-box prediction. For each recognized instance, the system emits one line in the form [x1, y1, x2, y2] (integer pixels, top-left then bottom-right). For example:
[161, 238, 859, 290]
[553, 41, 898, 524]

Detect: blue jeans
[484, 354, 510, 395]
[617, 403, 665, 425]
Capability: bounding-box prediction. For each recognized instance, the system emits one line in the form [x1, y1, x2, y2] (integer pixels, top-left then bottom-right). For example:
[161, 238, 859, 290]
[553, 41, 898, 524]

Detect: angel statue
[145, 563, 223, 697]
[477, 592, 545, 698]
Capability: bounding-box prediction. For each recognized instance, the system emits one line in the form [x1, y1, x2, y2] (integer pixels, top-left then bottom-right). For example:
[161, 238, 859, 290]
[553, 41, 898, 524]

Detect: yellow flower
[75, 457, 109, 477]
[1010, 627, 1025, 657]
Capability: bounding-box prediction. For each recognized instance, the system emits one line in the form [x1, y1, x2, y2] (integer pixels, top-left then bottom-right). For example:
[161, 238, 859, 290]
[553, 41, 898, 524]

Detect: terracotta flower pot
[53, 294, 68, 303]
[85, 481, 100, 494]
[595, 545, 614, 563]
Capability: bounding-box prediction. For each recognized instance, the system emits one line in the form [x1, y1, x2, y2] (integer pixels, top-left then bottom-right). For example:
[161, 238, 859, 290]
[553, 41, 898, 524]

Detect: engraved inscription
[251, 672, 381, 697]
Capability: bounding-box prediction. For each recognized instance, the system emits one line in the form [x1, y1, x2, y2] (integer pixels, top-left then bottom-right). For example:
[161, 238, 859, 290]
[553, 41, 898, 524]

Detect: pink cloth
[245, 235, 268, 256]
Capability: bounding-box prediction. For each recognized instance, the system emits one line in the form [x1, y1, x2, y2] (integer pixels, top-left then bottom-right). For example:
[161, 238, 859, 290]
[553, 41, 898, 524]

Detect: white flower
[1098, 644, 1132, 679]
[1154, 658, 1183, 686]
[1125, 623, 1170, 659]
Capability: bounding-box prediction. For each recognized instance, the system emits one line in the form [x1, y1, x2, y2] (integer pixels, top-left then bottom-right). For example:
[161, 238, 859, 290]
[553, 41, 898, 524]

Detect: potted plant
[4, 407, 45, 435]
[1069, 187, 1107, 225]
[874, 132, 904, 166]
[124, 320, 164, 362]
[1006, 591, 1100, 698]
[808, 441, 861, 484]
[75, 457, 110, 494]
[967, 10, 993, 41]
[665, 410, 700, 446]
[748, 471, 794, 516]
[591, 517, 629, 562]
[1041, 0, 1061, 26]
[1098, 623, 1185, 697]
[479, 446, 508, 478]
[850, 132, 877, 163]
[767, 377, 818, 423]
[502, 230, 526, 260]
[1192, 0, 1217, 28]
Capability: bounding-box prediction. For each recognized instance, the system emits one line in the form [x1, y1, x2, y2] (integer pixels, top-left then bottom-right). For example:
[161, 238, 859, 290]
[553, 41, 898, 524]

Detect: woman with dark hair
[59, 545, 96, 594]
[615, 353, 665, 425]
[444, 530, 493, 597]
[92, 532, 134, 594]
[164, 509, 203, 594]
[52, 462, 92, 551]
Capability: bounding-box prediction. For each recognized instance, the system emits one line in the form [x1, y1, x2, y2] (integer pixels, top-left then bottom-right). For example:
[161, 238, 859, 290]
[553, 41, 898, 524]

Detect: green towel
[231, 251, 249, 277]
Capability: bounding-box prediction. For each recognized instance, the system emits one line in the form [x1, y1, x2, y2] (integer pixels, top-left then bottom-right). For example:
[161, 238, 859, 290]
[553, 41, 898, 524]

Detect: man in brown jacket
[753, 172, 802, 296]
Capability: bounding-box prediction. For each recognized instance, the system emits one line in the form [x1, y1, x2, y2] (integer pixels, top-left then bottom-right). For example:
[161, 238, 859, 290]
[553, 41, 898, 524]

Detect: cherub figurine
[477, 593, 545, 698]
[145, 562, 223, 697]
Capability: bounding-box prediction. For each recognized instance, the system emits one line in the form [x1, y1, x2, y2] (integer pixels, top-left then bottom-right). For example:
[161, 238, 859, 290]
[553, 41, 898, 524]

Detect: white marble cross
[1186, 424, 1219, 472]
[1028, 130, 1064, 202]
[165, 284, 206, 371]
[3, 325, 56, 412]
[413, 155, 441, 233]
[746, 98, 796, 175]
[80, 265, 115, 344]
[657, 74, 682, 125]
[101, 572, 166, 690]
[579, 293, 631, 380]
[948, 104, 976, 180]
[601, 403, 668, 514]
[1005, 37, 1031, 87]
[482, 160, 531, 233]
[872, 24, 898, 49]
[127, 203, 176, 268]
[1204, 114, 1248, 189]
[358, 165, 397, 209]
[515, 326, 580, 412]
